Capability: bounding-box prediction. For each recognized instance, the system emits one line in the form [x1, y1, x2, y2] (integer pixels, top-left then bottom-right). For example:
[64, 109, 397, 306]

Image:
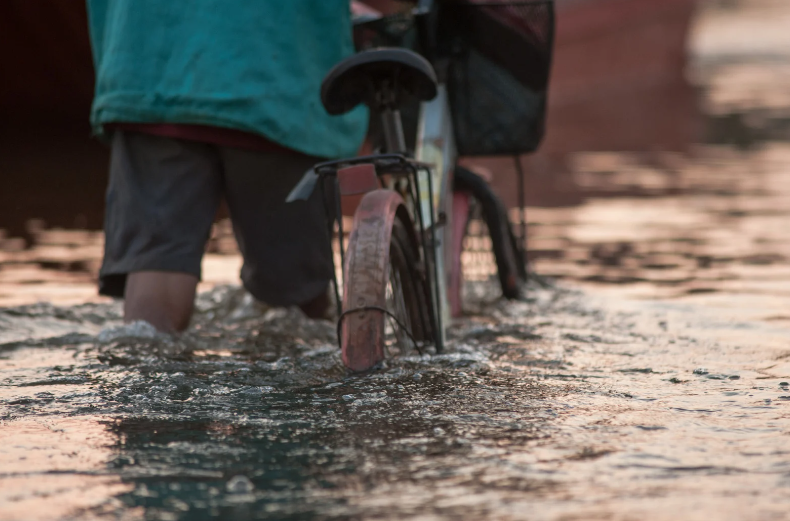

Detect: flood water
[3, 1, 790, 520]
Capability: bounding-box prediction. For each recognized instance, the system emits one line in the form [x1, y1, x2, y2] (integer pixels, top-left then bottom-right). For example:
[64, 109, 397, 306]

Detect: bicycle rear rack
[313, 153, 445, 354]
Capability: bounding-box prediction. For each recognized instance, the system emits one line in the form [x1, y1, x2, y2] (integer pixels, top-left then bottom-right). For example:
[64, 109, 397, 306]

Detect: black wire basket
[440, 1, 555, 156]
[353, 0, 555, 157]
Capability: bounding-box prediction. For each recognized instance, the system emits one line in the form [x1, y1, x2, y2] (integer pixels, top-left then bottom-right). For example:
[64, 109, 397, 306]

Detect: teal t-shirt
[87, 0, 367, 159]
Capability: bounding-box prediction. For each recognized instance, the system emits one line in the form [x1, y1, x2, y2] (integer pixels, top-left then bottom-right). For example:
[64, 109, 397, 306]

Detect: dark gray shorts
[100, 131, 332, 307]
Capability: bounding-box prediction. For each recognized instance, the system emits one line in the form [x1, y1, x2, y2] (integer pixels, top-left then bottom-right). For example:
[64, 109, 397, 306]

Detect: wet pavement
[3, 0, 790, 519]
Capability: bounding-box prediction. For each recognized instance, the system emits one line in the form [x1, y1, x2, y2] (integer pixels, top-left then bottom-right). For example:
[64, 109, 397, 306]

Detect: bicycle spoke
[385, 263, 415, 355]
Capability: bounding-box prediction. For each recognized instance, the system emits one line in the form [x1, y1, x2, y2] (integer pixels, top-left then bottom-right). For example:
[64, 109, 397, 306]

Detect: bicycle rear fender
[342, 189, 414, 371]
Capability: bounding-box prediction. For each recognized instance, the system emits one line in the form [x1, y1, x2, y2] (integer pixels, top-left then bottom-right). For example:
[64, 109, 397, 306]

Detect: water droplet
[226, 475, 254, 494]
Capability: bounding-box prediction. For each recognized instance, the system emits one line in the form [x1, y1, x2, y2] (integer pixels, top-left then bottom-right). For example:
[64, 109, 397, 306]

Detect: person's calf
[298, 289, 332, 320]
[124, 271, 199, 333]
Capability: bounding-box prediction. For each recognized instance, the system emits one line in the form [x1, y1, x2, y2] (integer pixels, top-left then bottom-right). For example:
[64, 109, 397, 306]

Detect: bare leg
[124, 271, 198, 333]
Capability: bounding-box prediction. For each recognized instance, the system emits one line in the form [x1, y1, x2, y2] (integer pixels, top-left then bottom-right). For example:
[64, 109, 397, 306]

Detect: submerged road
[2, 281, 789, 520]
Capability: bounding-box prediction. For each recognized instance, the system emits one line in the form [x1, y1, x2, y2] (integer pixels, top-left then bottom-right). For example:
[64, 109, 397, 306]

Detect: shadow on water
[104, 416, 344, 521]
[103, 367, 550, 520]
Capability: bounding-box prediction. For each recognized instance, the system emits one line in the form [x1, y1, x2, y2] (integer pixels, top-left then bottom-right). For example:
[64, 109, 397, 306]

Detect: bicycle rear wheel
[340, 190, 433, 372]
[453, 166, 526, 303]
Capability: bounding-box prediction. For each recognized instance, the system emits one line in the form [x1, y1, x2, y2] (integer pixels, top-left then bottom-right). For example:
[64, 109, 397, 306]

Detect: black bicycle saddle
[321, 48, 438, 115]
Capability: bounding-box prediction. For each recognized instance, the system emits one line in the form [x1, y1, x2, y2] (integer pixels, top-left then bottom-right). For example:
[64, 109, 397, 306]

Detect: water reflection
[0, 416, 131, 520]
[3, 282, 790, 520]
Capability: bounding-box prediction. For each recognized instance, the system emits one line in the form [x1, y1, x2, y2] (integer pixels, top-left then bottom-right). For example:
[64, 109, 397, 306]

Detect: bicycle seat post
[381, 109, 406, 154]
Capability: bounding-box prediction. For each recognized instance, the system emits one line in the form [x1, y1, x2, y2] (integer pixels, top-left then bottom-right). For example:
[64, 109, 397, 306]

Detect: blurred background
[1, 0, 788, 325]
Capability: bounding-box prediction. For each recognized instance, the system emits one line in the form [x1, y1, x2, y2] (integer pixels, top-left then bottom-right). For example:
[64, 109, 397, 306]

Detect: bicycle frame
[413, 85, 456, 348]
[371, 84, 457, 351]
[377, 0, 457, 348]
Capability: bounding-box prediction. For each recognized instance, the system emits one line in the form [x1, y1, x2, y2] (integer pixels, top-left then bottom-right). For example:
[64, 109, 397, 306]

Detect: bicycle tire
[453, 165, 526, 300]
[341, 190, 433, 372]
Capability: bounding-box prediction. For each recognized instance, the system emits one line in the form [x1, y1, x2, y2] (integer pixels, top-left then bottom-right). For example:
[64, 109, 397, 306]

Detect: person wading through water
[87, 1, 368, 332]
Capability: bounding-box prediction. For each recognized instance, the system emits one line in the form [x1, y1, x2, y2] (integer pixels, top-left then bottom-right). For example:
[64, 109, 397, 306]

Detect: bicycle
[288, 0, 554, 371]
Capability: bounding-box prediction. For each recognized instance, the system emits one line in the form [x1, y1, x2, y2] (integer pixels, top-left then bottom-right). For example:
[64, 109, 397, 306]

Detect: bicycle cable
[336, 305, 425, 356]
